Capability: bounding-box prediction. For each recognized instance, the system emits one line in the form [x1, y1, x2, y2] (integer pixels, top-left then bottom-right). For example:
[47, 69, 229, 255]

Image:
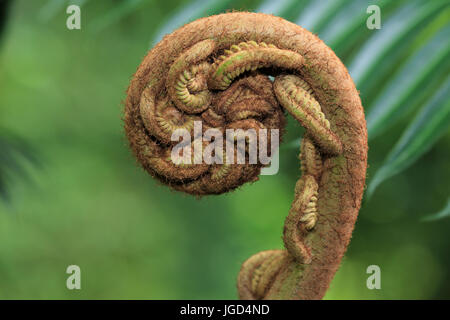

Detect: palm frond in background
[152, 0, 237, 45]
[0, 0, 11, 32]
[369, 76, 450, 197]
[423, 197, 450, 221]
[252, 0, 448, 217]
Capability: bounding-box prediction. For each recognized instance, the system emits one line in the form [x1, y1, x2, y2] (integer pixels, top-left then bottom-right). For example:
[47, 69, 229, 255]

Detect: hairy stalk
[124, 12, 367, 300]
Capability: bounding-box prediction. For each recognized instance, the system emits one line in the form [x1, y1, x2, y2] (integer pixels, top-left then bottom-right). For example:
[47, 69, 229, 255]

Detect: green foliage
[368, 76, 450, 197]
[0, 132, 37, 201]
[279, 0, 450, 209]
[423, 198, 450, 221]
[366, 22, 450, 139]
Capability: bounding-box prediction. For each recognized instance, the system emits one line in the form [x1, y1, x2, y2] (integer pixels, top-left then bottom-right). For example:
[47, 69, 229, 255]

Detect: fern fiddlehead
[124, 12, 367, 299]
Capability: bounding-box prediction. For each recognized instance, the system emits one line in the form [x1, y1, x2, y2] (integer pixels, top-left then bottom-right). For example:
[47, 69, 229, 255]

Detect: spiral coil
[125, 12, 367, 300]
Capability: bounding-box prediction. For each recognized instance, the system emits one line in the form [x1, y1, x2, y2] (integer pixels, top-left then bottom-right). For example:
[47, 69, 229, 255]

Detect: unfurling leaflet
[124, 12, 367, 300]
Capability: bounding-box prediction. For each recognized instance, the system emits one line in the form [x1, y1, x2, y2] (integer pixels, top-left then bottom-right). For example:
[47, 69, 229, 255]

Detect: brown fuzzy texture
[124, 12, 367, 300]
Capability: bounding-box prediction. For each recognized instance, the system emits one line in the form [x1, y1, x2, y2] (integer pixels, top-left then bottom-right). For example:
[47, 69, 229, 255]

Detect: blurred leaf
[368, 76, 450, 197]
[320, 0, 373, 43]
[306, 0, 348, 34]
[38, 0, 89, 22]
[151, 0, 241, 45]
[422, 198, 450, 222]
[327, 0, 406, 60]
[367, 22, 450, 139]
[0, 132, 38, 201]
[256, 0, 291, 14]
[0, 0, 11, 39]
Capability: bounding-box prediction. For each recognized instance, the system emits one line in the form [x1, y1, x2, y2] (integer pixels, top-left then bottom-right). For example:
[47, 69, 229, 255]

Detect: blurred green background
[0, 0, 449, 299]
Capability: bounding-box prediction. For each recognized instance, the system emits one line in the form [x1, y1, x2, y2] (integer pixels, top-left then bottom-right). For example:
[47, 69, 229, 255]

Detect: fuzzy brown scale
[124, 12, 367, 300]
